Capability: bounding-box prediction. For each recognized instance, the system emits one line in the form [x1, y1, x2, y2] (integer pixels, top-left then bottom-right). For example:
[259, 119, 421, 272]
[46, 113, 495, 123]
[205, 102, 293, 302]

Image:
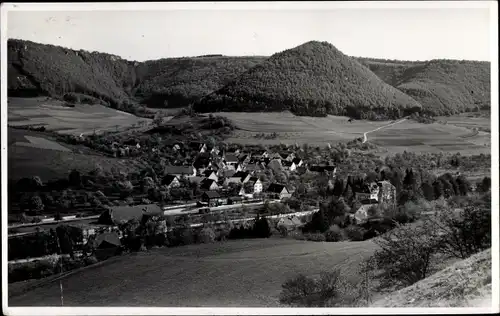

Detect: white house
[162, 175, 181, 189]
[265, 183, 292, 200]
[350, 203, 378, 225]
[239, 177, 263, 196]
[292, 158, 304, 167]
[202, 170, 219, 182]
[200, 178, 220, 191]
[355, 182, 380, 202]
[281, 160, 297, 172]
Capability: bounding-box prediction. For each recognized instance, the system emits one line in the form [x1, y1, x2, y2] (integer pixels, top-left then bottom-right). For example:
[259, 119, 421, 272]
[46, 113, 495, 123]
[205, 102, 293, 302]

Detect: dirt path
[363, 118, 407, 143]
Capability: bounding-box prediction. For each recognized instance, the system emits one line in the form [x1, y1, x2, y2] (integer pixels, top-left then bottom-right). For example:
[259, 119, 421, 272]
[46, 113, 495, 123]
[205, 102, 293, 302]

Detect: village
[8, 138, 398, 268]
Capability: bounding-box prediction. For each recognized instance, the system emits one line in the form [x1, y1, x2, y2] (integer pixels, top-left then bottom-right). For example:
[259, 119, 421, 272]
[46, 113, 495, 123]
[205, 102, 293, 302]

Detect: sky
[5, 3, 493, 62]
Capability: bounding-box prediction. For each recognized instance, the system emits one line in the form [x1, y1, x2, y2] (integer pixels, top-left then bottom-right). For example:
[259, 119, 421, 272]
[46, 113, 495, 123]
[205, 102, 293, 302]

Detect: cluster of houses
[350, 180, 397, 224]
[159, 143, 337, 205]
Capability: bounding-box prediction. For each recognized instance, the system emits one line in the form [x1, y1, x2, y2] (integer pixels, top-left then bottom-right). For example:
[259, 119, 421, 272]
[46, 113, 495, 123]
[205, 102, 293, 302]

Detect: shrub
[345, 225, 367, 241]
[197, 227, 216, 244]
[83, 255, 99, 265]
[370, 220, 441, 288]
[324, 225, 345, 242]
[8, 260, 55, 283]
[279, 270, 360, 307]
[431, 205, 491, 259]
[303, 233, 326, 242]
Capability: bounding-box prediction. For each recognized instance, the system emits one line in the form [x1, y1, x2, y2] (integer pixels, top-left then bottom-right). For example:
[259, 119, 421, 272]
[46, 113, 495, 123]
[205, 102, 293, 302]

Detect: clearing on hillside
[8, 238, 378, 307]
[8, 97, 151, 136]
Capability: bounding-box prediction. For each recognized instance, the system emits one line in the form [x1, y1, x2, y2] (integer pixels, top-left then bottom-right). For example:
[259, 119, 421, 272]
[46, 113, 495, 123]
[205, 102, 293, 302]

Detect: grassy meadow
[8, 238, 378, 307]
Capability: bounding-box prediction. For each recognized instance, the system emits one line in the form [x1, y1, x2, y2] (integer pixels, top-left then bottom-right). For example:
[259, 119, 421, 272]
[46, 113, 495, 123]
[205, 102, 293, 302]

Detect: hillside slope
[194, 41, 422, 119]
[371, 248, 492, 308]
[359, 58, 491, 115]
[7, 39, 265, 110]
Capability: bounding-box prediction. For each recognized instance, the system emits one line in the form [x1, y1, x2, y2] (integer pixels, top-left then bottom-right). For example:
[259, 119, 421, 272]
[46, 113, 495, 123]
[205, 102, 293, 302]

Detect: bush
[279, 270, 360, 307]
[303, 233, 326, 242]
[370, 221, 441, 288]
[345, 225, 367, 241]
[197, 227, 216, 244]
[431, 205, 491, 259]
[324, 225, 345, 242]
[8, 260, 55, 283]
[83, 255, 99, 265]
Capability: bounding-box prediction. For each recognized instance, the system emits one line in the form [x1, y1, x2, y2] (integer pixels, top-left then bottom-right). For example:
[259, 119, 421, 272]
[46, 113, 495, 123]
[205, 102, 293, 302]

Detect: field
[218, 112, 389, 145]
[8, 238, 378, 307]
[8, 97, 151, 136]
[8, 140, 143, 181]
[217, 112, 491, 155]
[369, 120, 490, 155]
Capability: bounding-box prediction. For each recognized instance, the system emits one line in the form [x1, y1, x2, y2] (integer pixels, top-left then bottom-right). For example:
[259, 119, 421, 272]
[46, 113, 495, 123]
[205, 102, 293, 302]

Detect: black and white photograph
[1, 1, 498, 314]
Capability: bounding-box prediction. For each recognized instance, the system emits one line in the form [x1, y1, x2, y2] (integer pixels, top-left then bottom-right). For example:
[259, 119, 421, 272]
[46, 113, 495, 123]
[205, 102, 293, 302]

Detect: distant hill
[194, 41, 423, 119]
[7, 39, 265, 111]
[134, 56, 265, 108]
[358, 58, 491, 115]
[8, 39, 490, 119]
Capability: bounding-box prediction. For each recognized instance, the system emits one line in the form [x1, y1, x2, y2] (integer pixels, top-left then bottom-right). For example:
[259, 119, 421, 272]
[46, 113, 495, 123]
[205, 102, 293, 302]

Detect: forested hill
[8, 39, 490, 119]
[358, 57, 491, 115]
[194, 41, 423, 119]
[7, 39, 265, 111]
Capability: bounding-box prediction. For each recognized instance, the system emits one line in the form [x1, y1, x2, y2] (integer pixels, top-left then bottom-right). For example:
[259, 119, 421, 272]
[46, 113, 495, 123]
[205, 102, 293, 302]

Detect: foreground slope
[371, 248, 492, 308]
[7, 39, 265, 110]
[8, 239, 377, 307]
[359, 58, 491, 115]
[195, 41, 422, 119]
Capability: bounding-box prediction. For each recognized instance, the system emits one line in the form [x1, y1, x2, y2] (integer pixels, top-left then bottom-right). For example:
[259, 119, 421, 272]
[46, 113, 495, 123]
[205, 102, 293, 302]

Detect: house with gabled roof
[200, 178, 219, 191]
[239, 176, 263, 196]
[203, 170, 219, 182]
[98, 204, 163, 225]
[281, 160, 297, 172]
[161, 175, 181, 189]
[292, 158, 304, 167]
[253, 150, 269, 159]
[244, 163, 263, 174]
[189, 176, 205, 186]
[279, 152, 296, 161]
[226, 171, 251, 185]
[265, 183, 292, 200]
[201, 191, 223, 207]
[354, 182, 380, 202]
[223, 153, 239, 166]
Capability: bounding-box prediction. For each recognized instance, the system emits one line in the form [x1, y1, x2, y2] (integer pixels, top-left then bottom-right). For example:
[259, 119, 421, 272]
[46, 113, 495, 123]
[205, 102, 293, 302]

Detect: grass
[217, 112, 490, 156]
[8, 142, 141, 181]
[8, 97, 151, 136]
[14, 135, 71, 152]
[8, 238, 378, 307]
[368, 119, 490, 155]
[218, 112, 390, 145]
[371, 248, 492, 307]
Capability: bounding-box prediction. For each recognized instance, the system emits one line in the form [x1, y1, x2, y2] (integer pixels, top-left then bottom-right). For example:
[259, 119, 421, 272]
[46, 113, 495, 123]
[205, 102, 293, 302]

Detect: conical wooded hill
[195, 41, 423, 119]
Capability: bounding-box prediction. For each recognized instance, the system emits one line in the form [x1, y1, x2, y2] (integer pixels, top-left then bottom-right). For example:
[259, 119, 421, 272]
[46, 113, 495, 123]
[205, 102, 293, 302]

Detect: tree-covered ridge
[194, 41, 423, 119]
[360, 58, 491, 115]
[7, 39, 265, 110]
[134, 56, 265, 108]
